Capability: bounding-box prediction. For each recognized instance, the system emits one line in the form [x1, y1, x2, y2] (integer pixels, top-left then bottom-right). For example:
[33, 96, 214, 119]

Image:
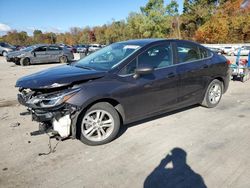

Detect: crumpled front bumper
[17, 93, 79, 138]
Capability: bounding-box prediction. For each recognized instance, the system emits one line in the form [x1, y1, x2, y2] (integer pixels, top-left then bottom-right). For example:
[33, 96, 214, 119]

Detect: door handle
[167, 72, 175, 78]
[201, 64, 209, 69]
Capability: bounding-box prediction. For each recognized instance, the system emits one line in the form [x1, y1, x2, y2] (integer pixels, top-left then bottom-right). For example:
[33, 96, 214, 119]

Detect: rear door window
[177, 43, 200, 63]
[176, 42, 211, 63]
[48, 46, 61, 51]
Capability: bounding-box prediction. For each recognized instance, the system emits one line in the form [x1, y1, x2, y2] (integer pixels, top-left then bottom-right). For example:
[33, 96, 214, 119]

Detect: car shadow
[117, 104, 199, 139]
[144, 147, 207, 188]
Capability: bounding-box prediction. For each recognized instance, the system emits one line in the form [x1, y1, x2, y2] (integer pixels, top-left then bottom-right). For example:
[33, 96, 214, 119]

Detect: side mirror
[133, 66, 154, 79]
[31, 51, 36, 57]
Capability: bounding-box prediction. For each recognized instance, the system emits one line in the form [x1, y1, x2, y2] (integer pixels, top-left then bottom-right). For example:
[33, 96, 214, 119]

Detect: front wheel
[20, 57, 30, 66]
[201, 79, 223, 108]
[79, 102, 120, 145]
[2, 51, 7, 57]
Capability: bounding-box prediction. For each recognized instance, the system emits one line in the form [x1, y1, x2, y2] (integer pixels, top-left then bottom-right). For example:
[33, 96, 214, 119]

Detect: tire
[59, 56, 67, 64]
[2, 51, 7, 57]
[79, 102, 120, 146]
[20, 57, 30, 66]
[201, 79, 223, 108]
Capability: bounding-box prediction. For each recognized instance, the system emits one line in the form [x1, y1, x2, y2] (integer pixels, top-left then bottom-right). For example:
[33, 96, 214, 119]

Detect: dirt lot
[0, 56, 250, 188]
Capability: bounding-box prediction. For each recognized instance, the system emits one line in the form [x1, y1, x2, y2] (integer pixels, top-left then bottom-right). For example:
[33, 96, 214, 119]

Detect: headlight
[27, 88, 80, 108]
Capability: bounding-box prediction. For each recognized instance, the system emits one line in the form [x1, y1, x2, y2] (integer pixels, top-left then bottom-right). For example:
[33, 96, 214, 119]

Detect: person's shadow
[144, 148, 207, 188]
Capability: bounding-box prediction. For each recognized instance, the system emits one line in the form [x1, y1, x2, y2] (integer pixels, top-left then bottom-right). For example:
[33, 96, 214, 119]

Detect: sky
[0, 0, 183, 35]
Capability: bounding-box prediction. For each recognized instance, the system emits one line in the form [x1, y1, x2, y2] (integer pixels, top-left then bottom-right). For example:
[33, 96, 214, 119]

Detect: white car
[222, 46, 235, 55]
[229, 46, 250, 56]
[77, 45, 88, 53]
[88, 44, 102, 53]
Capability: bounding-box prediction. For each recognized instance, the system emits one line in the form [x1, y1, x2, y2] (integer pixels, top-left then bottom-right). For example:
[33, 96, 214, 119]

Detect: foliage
[195, 0, 250, 43]
[0, 0, 249, 46]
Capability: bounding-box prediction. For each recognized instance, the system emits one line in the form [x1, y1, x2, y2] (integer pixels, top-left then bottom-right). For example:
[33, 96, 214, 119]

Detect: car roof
[118, 38, 165, 46]
[116, 38, 201, 47]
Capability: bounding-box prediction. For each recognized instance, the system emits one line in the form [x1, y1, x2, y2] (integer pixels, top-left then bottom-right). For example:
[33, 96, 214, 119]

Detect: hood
[7, 50, 26, 57]
[16, 65, 106, 89]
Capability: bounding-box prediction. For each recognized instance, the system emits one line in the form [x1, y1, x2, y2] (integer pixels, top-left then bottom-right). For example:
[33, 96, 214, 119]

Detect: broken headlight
[27, 88, 80, 108]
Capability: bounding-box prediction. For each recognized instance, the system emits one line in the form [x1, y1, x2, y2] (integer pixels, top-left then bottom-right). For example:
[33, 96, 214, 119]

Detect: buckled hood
[16, 65, 106, 89]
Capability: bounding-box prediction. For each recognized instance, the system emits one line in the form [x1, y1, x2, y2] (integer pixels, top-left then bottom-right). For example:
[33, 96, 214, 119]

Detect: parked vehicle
[208, 47, 224, 54]
[0, 42, 16, 56]
[228, 46, 250, 56]
[58, 44, 77, 53]
[221, 46, 235, 55]
[88, 44, 102, 53]
[6, 44, 74, 66]
[76, 44, 89, 53]
[16, 39, 230, 145]
[15, 45, 27, 51]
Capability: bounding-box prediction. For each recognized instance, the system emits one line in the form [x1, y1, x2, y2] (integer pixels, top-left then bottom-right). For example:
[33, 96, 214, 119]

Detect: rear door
[117, 42, 179, 121]
[47, 45, 62, 62]
[175, 41, 212, 106]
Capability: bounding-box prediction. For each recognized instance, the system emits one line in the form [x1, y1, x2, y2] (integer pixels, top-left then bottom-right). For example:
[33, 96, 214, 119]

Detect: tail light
[226, 59, 231, 65]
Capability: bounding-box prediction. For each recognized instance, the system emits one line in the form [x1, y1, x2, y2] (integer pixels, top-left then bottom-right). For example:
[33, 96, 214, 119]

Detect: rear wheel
[79, 102, 120, 145]
[201, 79, 223, 108]
[59, 56, 67, 64]
[20, 57, 30, 66]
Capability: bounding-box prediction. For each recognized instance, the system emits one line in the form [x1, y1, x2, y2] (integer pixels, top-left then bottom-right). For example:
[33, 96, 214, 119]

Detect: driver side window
[119, 43, 173, 75]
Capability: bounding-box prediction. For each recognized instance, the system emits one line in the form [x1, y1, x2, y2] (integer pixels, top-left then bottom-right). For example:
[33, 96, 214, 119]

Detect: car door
[175, 41, 212, 106]
[32, 46, 49, 63]
[116, 42, 179, 121]
[47, 45, 62, 62]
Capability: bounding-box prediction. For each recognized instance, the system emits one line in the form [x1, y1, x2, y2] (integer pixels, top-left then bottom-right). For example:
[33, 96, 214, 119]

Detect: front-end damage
[17, 86, 81, 139]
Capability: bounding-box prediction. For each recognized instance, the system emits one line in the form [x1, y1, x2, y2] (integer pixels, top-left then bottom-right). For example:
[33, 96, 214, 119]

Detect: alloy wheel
[208, 83, 222, 104]
[81, 110, 115, 142]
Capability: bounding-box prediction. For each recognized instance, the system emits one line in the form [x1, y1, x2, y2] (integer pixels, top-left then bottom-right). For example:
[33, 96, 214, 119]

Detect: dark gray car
[16, 39, 230, 146]
[6, 44, 74, 66]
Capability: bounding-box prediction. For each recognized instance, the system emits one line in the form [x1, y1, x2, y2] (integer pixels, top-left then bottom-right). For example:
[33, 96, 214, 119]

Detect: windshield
[22, 46, 36, 52]
[74, 42, 141, 71]
[2, 43, 13, 48]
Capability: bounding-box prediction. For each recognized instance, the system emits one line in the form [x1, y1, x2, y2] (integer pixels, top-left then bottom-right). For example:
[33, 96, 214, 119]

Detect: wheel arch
[213, 76, 225, 92]
[84, 98, 125, 123]
[2, 50, 7, 55]
[74, 98, 125, 139]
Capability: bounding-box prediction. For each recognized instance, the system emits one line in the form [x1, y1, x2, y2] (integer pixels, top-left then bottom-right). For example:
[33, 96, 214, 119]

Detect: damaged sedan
[16, 39, 230, 145]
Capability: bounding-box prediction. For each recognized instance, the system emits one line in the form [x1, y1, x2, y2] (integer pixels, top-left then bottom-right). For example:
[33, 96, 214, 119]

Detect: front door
[116, 42, 180, 122]
[32, 46, 49, 64]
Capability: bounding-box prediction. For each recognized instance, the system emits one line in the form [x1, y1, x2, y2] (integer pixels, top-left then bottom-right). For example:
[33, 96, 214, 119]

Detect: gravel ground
[0, 55, 250, 188]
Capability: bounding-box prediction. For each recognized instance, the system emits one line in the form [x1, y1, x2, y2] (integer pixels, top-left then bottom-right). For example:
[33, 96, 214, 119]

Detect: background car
[88, 44, 102, 53]
[208, 47, 224, 54]
[6, 44, 74, 66]
[76, 44, 89, 53]
[228, 46, 250, 56]
[58, 44, 77, 53]
[221, 46, 235, 55]
[0, 42, 16, 56]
